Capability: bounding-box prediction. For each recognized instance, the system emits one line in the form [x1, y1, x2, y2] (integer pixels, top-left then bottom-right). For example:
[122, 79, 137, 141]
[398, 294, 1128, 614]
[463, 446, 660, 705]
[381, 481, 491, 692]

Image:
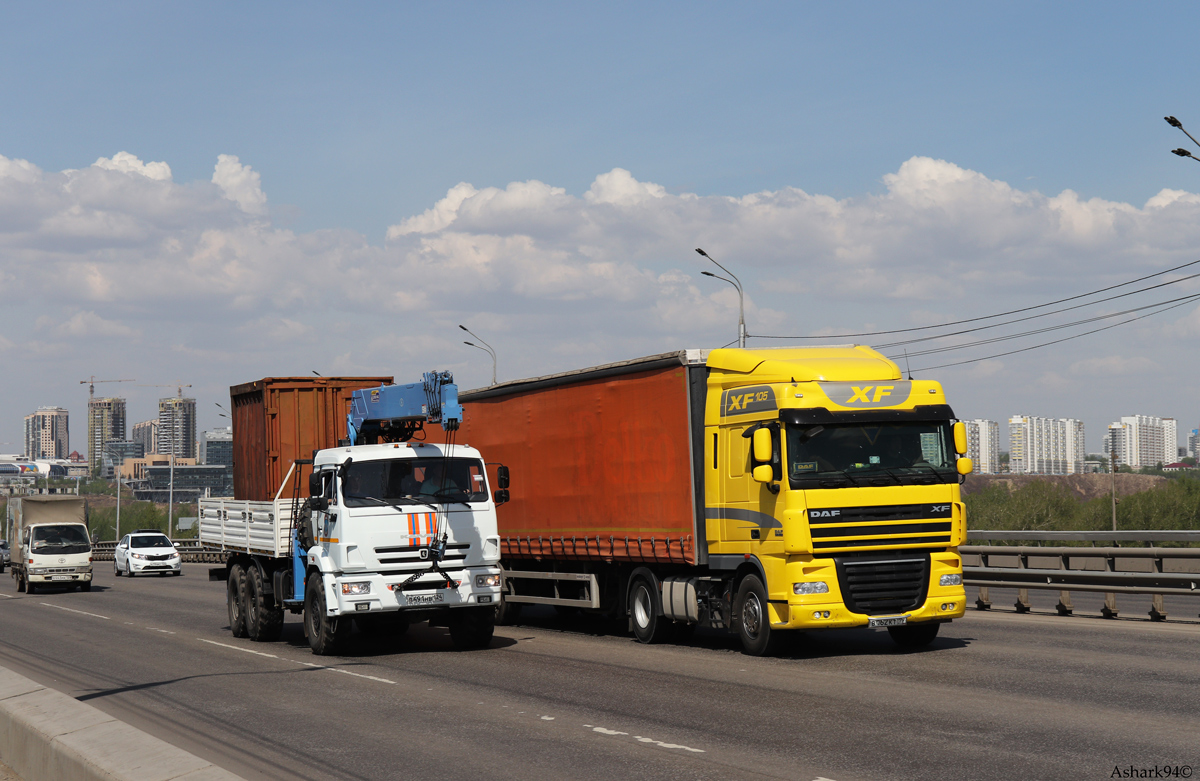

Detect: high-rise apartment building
[1104, 415, 1176, 469]
[1008, 415, 1086, 474]
[963, 419, 1000, 474]
[23, 407, 69, 459]
[132, 419, 158, 455]
[157, 397, 197, 459]
[1188, 429, 1200, 460]
[87, 397, 126, 472]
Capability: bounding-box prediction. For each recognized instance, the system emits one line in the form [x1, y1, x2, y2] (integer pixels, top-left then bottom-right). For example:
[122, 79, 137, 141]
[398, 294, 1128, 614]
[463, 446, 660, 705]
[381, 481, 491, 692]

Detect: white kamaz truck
[200, 372, 506, 655]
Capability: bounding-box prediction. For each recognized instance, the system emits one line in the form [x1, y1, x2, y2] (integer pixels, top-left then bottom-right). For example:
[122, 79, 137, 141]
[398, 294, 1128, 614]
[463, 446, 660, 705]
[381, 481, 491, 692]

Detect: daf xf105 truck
[454, 346, 972, 655]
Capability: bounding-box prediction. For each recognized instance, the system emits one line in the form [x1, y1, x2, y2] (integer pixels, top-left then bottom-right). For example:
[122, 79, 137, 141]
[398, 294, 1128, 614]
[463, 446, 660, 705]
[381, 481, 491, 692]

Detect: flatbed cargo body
[456, 346, 971, 655]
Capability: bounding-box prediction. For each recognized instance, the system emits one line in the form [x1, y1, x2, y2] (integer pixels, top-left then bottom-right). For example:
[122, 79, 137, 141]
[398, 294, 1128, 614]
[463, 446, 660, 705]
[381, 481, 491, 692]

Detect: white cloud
[92, 151, 172, 181]
[4, 152, 1200, 454]
[212, 154, 267, 215]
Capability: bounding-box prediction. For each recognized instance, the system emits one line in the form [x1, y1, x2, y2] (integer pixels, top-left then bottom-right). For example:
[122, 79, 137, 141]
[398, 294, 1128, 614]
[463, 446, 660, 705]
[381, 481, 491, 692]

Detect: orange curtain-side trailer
[456, 353, 707, 566]
[230, 376, 392, 500]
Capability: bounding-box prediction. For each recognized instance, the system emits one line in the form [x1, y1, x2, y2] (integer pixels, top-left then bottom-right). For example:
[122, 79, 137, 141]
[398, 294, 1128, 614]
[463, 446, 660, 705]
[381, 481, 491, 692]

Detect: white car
[114, 530, 182, 577]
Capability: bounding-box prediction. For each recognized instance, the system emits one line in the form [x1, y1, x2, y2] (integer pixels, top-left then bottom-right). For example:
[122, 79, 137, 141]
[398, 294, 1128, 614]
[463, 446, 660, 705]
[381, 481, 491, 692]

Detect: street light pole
[459, 325, 498, 385]
[1165, 116, 1200, 163]
[695, 248, 746, 347]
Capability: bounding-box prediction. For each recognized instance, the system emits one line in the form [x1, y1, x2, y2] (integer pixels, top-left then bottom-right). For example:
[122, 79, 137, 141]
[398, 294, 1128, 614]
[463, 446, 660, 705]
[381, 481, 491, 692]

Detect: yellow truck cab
[703, 345, 970, 652]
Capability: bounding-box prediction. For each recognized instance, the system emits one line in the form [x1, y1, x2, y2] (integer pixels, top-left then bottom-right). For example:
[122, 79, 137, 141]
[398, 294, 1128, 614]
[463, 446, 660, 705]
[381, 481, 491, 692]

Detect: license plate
[406, 593, 444, 606]
[51, 575, 71, 581]
[868, 615, 907, 628]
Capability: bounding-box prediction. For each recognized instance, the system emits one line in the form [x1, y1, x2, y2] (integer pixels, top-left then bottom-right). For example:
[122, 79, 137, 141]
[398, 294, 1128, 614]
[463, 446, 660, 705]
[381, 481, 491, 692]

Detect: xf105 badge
[721, 385, 777, 416]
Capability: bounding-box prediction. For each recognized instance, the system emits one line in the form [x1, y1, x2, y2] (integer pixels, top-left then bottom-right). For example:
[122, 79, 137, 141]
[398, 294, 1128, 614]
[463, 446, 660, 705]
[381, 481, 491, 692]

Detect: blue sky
[4, 2, 1200, 457]
[4, 3, 1194, 237]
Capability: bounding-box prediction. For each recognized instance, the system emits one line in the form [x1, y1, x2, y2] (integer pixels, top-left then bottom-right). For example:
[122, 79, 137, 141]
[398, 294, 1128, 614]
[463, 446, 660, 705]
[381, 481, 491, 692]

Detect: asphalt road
[1, 565, 1197, 781]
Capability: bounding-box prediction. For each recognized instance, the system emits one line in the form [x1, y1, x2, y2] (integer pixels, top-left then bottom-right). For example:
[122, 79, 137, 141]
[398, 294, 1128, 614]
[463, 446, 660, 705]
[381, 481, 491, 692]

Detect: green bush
[88, 501, 198, 541]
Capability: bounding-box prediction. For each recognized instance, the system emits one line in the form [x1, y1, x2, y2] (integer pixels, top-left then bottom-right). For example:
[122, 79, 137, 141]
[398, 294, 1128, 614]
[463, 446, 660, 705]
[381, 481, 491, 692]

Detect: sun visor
[780, 405, 957, 425]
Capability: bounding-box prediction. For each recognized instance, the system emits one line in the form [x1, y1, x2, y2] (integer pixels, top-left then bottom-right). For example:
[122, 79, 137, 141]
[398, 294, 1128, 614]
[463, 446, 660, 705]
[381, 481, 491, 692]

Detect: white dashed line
[0, 593, 13, 599]
[298, 662, 396, 685]
[540, 716, 555, 720]
[41, 603, 109, 620]
[197, 638, 280, 659]
[587, 725, 705, 753]
[146, 627, 176, 634]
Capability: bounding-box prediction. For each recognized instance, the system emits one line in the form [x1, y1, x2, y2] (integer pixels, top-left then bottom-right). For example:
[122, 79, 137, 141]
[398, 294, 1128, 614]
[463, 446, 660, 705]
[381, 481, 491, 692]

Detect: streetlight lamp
[1165, 116, 1200, 163]
[695, 248, 746, 347]
[459, 325, 497, 385]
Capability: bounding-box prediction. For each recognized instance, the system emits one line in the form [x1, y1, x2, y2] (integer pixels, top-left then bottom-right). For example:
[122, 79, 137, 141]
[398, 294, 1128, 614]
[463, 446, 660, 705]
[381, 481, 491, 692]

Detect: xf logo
[847, 386, 895, 403]
[931, 505, 949, 513]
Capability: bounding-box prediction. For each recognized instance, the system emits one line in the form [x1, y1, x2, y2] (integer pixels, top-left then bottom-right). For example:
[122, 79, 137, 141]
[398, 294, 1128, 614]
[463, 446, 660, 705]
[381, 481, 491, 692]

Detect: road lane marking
[0, 594, 13, 599]
[146, 628, 176, 634]
[41, 603, 109, 620]
[298, 662, 397, 685]
[198, 638, 280, 659]
[586, 725, 705, 753]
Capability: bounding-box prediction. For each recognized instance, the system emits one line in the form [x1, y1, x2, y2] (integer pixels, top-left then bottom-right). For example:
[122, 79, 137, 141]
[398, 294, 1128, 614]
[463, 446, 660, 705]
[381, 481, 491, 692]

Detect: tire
[114, 561, 122, 577]
[888, 622, 940, 649]
[449, 606, 495, 650]
[227, 563, 248, 638]
[244, 565, 284, 642]
[628, 578, 670, 644]
[126, 561, 133, 578]
[494, 593, 522, 626]
[25, 579, 36, 595]
[172, 571, 182, 576]
[80, 581, 91, 592]
[735, 575, 783, 656]
[304, 572, 348, 655]
[16, 573, 25, 593]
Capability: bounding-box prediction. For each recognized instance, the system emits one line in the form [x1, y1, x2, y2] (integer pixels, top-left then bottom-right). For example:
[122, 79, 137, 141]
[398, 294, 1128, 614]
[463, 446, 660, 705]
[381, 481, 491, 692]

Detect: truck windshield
[30, 525, 91, 555]
[342, 457, 489, 507]
[786, 421, 957, 487]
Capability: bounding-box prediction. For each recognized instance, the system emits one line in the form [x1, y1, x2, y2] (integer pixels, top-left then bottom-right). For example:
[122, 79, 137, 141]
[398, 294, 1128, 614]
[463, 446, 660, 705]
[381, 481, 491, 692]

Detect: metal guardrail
[90, 540, 225, 564]
[963, 530, 1200, 621]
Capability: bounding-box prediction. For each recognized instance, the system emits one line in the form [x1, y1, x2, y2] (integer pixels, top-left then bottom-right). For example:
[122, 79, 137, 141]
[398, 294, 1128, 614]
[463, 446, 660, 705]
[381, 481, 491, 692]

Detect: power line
[753, 257, 1200, 340]
[909, 295, 1199, 372]
[885, 291, 1200, 359]
[870, 271, 1200, 349]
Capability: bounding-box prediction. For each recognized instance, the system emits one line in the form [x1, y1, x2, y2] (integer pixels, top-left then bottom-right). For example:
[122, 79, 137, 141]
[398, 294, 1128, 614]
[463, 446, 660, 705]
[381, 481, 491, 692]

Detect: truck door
[721, 426, 752, 541]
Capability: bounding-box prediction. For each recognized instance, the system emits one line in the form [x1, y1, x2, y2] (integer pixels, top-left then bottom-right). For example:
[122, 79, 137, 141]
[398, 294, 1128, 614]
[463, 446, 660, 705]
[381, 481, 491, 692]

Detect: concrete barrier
[0, 665, 243, 781]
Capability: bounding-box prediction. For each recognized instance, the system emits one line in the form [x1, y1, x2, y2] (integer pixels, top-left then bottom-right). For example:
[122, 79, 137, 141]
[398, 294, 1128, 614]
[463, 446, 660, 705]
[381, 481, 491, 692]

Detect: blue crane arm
[346, 371, 463, 445]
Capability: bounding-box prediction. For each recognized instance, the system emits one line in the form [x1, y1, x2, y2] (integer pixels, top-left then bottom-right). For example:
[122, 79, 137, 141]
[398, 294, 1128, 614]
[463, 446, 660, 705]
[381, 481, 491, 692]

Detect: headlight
[130, 552, 147, 560]
[793, 581, 829, 595]
[30, 568, 44, 574]
[475, 574, 501, 588]
[939, 574, 963, 587]
[341, 582, 371, 595]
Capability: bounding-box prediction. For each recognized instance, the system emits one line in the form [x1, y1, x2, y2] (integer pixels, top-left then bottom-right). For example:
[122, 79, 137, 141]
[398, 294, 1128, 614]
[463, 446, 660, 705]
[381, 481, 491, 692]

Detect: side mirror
[493, 489, 510, 505]
[752, 464, 774, 483]
[953, 422, 968, 455]
[752, 428, 773, 463]
[956, 457, 974, 476]
[312, 496, 329, 512]
[497, 465, 510, 489]
[308, 472, 322, 497]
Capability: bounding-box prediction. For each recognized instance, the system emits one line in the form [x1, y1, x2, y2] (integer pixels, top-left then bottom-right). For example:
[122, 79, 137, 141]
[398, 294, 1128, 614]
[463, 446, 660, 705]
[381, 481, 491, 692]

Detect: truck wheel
[629, 578, 670, 644]
[735, 575, 782, 656]
[449, 606, 495, 650]
[887, 622, 939, 649]
[227, 563, 248, 638]
[80, 581, 91, 592]
[494, 593, 522, 625]
[18, 574, 28, 594]
[304, 572, 348, 655]
[244, 565, 284, 642]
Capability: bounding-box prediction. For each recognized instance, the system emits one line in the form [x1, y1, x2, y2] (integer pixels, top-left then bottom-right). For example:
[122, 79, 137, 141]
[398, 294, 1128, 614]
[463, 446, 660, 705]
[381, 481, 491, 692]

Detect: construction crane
[79, 376, 135, 400]
[138, 382, 193, 398]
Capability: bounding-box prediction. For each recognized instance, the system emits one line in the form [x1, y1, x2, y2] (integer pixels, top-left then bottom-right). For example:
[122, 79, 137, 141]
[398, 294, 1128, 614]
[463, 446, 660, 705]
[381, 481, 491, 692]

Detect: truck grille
[808, 503, 953, 551]
[835, 553, 929, 615]
[374, 543, 469, 567]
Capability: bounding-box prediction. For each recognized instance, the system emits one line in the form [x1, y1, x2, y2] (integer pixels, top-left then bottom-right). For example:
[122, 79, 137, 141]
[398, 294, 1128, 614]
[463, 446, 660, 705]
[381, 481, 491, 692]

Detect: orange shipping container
[231, 376, 392, 500]
[455, 353, 707, 565]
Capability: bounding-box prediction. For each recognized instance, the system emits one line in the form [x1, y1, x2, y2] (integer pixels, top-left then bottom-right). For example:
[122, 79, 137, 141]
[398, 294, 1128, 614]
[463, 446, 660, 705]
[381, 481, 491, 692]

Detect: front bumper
[29, 568, 93, 584]
[128, 556, 182, 574]
[327, 567, 502, 616]
[776, 588, 967, 630]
